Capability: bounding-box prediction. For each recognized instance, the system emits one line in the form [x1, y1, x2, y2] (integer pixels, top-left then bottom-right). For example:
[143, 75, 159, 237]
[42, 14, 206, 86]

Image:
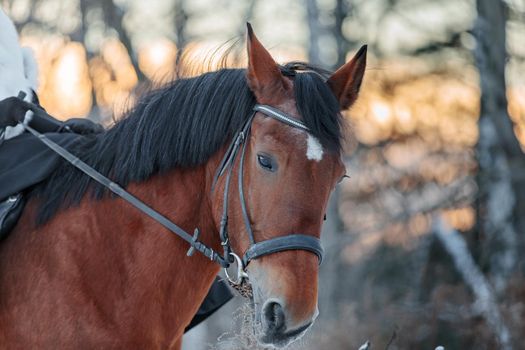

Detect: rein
[20, 99, 324, 291]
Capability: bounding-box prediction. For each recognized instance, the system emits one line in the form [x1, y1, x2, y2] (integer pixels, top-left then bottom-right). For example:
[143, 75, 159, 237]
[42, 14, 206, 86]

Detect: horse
[0, 24, 366, 348]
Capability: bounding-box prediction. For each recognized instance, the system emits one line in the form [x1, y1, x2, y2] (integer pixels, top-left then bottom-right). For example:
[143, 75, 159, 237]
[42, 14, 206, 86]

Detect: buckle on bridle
[237, 131, 245, 144]
[224, 252, 252, 298]
[186, 228, 201, 257]
[224, 252, 249, 285]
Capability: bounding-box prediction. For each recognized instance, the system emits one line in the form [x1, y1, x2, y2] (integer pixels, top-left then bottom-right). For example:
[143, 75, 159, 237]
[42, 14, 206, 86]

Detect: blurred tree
[305, 0, 322, 65]
[305, 0, 345, 323]
[173, 0, 188, 56]
[333, 0, 353, 68]
[474, 0, 525, 294]
[99, 0, 145, 81]
[318, 186, 345, 321]
[305, 0, 358, 70]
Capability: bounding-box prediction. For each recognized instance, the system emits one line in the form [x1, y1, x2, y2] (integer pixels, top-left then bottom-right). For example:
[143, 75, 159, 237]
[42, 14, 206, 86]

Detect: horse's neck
[7, 165, 221, 345]
[102, 167, 222, 338]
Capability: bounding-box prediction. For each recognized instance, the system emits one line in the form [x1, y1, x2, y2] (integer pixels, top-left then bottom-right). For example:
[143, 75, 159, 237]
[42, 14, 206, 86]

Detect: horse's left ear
[327, 45, 367, 110]
[246, 23, 288, 102]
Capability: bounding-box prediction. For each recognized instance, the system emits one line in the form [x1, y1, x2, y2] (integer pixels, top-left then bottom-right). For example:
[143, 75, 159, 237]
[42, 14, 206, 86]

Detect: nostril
[263, 301, 286, 332]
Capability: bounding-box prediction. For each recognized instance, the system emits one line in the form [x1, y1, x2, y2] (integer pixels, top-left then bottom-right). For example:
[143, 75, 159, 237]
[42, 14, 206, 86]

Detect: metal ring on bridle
[224, 252, 249, 286]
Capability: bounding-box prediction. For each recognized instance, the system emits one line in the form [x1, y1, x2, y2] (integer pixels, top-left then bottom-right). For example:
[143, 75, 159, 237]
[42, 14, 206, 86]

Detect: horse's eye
[257, 154, 276, 172]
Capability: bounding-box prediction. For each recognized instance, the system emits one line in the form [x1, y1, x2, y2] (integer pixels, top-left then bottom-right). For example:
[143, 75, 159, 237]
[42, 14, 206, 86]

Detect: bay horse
[0, 24, 366, 348]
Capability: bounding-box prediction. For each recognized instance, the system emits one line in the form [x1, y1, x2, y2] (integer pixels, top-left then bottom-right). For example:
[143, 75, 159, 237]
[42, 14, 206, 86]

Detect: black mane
[31, 64, 343, 224]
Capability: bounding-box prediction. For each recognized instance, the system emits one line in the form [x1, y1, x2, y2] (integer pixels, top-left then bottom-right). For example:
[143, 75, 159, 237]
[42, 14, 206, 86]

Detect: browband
[254, 105, 309, 132]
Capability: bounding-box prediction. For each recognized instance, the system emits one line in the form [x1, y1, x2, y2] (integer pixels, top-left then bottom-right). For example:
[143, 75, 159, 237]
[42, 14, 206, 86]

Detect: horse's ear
[327, 45, 367, 110]
[246, 23, 287, 102]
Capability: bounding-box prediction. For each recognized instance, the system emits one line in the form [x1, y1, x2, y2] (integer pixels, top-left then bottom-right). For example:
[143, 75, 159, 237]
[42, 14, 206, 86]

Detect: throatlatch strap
[238, 124, 256, 245]
[215, 112, 257, 262]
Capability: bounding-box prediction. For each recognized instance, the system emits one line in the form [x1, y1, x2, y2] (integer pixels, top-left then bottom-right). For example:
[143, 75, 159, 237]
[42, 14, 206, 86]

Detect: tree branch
[433, 216, 512, 350]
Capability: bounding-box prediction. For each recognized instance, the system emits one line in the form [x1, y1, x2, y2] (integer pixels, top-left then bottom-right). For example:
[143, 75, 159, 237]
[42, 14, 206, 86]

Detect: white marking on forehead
[306, 134, 324, 161]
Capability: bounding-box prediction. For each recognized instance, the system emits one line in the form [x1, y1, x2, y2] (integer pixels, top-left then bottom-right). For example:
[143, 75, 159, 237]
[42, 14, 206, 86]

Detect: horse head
[211, 24, 367, 348]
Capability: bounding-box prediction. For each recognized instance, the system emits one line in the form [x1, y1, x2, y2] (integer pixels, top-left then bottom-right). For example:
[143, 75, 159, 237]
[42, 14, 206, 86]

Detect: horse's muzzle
[258, 299, 314, 348]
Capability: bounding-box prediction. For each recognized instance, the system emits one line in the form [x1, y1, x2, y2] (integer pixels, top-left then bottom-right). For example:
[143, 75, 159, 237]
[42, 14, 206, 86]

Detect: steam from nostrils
[211, 303, 262, 350]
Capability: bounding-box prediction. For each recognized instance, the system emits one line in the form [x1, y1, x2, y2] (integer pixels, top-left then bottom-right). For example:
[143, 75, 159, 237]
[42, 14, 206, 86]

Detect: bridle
[20, 96, 324, 293]
[211, 104, 324, 287]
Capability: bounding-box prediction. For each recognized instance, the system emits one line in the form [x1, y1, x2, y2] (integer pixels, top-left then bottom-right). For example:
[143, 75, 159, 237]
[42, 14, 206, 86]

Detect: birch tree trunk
[319, 187, 345, 320]
[305, 0, 346, 321]
[474, 0, 525, 294]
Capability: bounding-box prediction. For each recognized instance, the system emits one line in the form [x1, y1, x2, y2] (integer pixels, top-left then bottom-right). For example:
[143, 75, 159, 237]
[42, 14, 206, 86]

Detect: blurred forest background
[2, 0, 525, 348]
